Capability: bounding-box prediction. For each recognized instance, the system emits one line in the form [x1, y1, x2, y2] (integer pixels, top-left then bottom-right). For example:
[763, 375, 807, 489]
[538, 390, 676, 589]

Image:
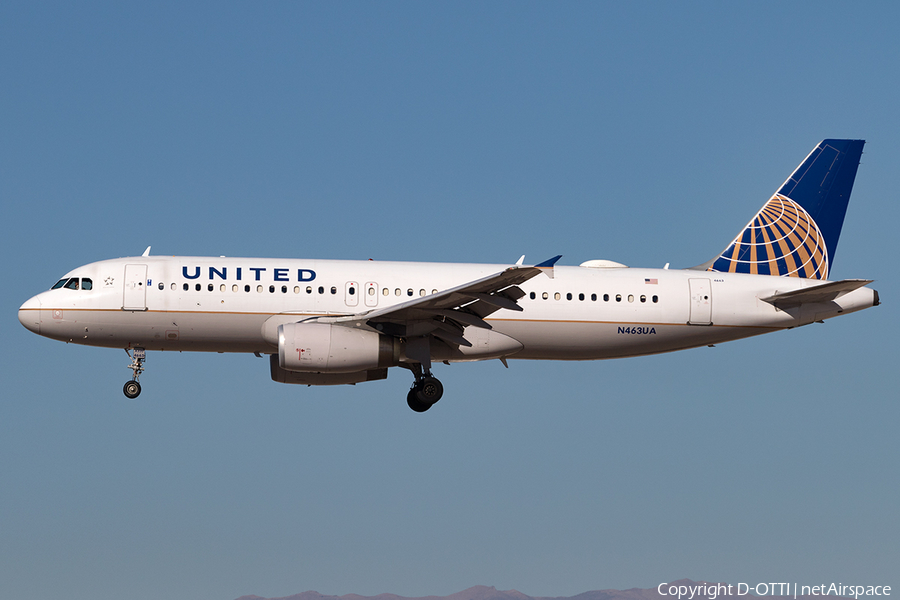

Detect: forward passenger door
[123, 264, 148, 311]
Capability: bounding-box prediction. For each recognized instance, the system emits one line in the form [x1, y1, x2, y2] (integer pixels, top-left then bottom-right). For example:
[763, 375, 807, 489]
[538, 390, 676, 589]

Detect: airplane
[18, 139, 879, 412]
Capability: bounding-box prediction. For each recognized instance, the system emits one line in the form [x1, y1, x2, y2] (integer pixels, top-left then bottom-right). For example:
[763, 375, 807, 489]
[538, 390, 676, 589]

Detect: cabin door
[688, 278, 712, 325]
[123, 264, 148, 311]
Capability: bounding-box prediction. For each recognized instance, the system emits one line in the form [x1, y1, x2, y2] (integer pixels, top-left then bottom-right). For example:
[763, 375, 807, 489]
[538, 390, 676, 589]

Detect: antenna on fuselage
[142, 246, 151, 257]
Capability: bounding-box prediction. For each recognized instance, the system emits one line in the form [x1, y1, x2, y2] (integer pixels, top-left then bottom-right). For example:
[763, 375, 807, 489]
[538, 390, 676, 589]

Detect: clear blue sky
[1, 3, 897, 600]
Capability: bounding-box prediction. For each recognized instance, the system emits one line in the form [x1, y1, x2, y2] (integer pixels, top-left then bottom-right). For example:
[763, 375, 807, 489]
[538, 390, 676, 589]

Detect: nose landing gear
[123, 348, 145, 399]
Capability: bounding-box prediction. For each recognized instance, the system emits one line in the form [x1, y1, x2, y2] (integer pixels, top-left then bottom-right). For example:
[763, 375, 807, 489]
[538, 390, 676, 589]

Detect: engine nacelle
[270, 355, 389, 385]
[277, 322, 397, 373]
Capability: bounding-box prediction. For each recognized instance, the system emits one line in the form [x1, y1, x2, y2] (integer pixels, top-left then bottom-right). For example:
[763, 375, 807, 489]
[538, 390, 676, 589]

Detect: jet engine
[269, 355, 388, 386]
[277, 322, 398, 373]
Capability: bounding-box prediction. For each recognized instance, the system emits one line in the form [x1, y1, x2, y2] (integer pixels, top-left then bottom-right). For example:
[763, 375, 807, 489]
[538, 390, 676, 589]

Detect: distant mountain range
[235, 579, 853, 600]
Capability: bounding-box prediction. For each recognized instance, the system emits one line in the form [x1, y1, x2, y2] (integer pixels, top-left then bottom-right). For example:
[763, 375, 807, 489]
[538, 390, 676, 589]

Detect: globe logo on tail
[708, 194, 829, 279]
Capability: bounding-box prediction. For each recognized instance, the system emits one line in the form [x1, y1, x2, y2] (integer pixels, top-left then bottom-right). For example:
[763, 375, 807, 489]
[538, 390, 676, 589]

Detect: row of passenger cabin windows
[51, 278, 92, 291]
[529, 291, 659, 303]
[160, 282, 441, 296]
[155, 282, 659, 304]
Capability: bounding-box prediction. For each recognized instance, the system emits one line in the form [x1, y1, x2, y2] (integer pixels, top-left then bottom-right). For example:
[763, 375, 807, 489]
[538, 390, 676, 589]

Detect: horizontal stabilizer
[761, 279, 872, 309]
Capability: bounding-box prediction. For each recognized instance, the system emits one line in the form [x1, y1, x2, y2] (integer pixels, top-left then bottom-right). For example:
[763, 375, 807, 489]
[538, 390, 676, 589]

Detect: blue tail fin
[704, 139, 864, 279]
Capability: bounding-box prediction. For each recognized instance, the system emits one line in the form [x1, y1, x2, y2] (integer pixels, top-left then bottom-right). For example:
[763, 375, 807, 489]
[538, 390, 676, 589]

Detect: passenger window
[183, 283, 189, 291]
[318, 286, 324, 294]
[51, 279, 68, 290]
[616, 294, 622, 302]
[306, 286, 312, 294]
[234, 285, 240, 292]
[566, 293, 572, 301]
[554, 292, 561, 300]
[208, 284, 214, 292]
[293, 286, 300, 294]
[64, 279, 79, 290]
[578, 293, 584, 301]
[382, 288, 389, 296]
[640, 295, 646, 303]
[530, 292, 536, 300]
[368, 288, 375, 296]
[432, 289, 438, 295]
[542, 292, 548, 299]
[628, 294, 634, 303]
[652, 295, 659, 303]
[171, 283, 176, 291]
[257, 285, 263, 293]
[281, 285, 287, 293]
[158, 282, 164, 290]
[269, 285, 275, 293]
[591, 293, 597, 301]
[419, 289, 426, 297]
[82, 278, 93, 290]
[330, 286, 337, 295]
[245, 285, 251, 292]
[349, 287, 356, 295]
[220, 284, 226, 292]
[395, 288, 401, 296]
[604, 294, 610, 302]
[407, 288, 413, 297]
[195, 284, 201, 291]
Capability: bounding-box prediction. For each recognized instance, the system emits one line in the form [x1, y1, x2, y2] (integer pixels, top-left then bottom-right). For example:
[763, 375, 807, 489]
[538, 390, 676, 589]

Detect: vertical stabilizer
[701, 139, 864, 279]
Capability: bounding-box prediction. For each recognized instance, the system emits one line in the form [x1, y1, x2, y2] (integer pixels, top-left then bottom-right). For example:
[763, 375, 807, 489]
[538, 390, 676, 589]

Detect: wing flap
[433, 308, 492, 330]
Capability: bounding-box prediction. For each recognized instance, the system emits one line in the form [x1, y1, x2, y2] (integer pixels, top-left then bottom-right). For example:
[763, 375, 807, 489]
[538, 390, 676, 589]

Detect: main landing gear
[123, 348, 145, 399]
[405, 363, 444, 413]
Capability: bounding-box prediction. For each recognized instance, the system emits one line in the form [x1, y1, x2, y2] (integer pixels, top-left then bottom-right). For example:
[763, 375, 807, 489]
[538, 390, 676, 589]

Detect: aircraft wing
[332, 256, 561, 346]
[760, 279, 873, 309]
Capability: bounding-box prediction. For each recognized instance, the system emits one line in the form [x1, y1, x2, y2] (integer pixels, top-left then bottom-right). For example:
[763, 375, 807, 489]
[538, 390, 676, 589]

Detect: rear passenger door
[688, 278, 712, 325]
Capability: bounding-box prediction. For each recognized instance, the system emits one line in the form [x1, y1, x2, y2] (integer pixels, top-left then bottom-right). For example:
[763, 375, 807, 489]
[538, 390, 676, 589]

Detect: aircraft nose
[18, 295, 41, 334]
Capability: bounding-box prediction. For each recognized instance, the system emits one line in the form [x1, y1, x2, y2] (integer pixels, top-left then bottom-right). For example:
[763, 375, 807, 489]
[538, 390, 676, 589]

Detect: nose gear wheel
[123, 380, 142, 399]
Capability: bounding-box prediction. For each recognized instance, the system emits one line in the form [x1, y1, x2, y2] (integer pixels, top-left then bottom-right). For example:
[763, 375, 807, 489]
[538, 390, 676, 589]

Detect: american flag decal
[645, 278, 658, 284]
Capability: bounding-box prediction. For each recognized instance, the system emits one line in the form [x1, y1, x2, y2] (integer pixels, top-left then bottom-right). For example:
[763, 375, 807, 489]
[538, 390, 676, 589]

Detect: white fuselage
[18, 255, 877, 361]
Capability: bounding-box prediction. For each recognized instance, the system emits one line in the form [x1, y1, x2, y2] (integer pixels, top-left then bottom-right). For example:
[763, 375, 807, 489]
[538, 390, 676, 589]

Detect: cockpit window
[52, 277, 93, 290]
